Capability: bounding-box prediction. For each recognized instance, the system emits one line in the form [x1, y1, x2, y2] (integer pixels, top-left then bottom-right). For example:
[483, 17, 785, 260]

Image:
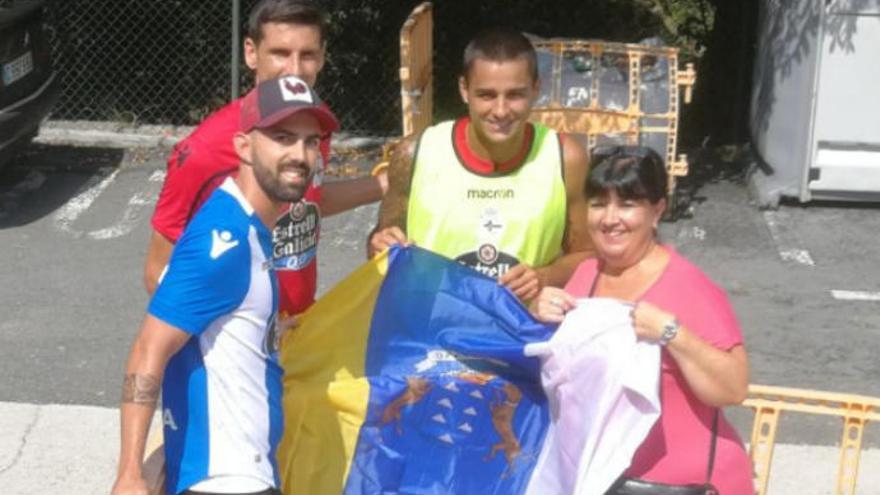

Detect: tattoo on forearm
[122, 373, 160, 404]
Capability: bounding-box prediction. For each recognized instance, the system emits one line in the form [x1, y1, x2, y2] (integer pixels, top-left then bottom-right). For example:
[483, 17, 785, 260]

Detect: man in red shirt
[147, 0, 386, 317]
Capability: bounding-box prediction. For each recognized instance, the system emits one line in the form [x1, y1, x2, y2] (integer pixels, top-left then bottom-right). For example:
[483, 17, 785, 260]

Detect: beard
[252, 158, 313, 203]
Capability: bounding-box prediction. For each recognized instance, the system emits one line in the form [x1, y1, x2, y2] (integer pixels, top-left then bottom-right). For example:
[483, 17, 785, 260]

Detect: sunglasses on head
[591, 144, 656, 161]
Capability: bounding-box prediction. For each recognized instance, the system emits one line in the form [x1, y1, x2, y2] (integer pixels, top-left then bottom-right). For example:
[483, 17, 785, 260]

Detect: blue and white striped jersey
[149, 178, 282, 494]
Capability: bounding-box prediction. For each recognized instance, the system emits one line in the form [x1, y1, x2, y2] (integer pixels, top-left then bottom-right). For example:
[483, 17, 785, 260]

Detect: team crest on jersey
[290, 201, 307, 221]
[455, 243, 519, 279]
[479, 208, 505, 238]
[478, 243, 499, 265]
[273, 200, 320, 271]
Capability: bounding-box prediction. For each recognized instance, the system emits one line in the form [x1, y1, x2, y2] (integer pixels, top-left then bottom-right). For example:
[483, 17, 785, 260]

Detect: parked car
[0, 0, 59, 168]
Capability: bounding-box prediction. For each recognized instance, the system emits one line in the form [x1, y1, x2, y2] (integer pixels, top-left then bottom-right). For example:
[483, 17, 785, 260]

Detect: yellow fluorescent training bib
[407, 119, 567, 278]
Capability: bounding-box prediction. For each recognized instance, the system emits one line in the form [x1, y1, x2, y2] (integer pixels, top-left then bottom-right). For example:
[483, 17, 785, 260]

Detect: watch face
[660, 319, 679, 346]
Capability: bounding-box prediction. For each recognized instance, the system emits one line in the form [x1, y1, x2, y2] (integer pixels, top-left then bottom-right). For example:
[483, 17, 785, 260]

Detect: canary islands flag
[278, 245, 556, 494]
[278, 245, 661, 494]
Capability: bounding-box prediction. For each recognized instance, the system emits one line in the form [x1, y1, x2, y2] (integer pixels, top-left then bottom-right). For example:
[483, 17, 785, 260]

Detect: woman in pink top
[530, 146, 754, 494]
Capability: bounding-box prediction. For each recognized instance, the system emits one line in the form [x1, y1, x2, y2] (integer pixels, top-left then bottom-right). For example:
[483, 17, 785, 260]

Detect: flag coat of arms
[277, 246, 659, 494]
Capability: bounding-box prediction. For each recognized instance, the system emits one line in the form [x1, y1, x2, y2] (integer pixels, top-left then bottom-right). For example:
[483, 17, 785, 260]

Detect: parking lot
[0, 139, 879, 493]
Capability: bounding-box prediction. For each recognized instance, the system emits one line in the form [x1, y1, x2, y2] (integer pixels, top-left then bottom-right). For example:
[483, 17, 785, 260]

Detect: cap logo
[280, 78, 314, 104]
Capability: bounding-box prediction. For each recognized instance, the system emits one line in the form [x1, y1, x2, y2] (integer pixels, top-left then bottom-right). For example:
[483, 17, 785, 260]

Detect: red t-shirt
[152, 98, 331, 315]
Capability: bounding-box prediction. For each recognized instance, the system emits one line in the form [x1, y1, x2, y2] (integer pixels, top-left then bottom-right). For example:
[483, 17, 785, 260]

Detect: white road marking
[87, 186, 160, 240]
[676, 226, 706, 241]
[763, 210, 815, 266]
[831, 290, 880, 302]
[128, 191, 156, 206]
[87, 208, 141, 240]
[54, 168, 163, 240]
[53, 168, 119, 237]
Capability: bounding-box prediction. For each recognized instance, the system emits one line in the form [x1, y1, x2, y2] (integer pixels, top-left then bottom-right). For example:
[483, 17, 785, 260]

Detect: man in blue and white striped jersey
[111, 75, 337, 495]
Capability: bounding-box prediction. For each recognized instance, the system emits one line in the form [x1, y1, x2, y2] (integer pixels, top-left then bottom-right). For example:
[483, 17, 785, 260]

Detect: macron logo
[210, 230, 239, 259]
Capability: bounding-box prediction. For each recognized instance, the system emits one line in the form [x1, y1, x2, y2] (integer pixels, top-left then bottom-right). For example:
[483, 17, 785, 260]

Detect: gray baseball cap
[240, 75, 339, 134]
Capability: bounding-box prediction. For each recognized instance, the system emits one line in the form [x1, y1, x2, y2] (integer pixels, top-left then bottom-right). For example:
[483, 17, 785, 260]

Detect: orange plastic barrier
[744, 385, 880, 495]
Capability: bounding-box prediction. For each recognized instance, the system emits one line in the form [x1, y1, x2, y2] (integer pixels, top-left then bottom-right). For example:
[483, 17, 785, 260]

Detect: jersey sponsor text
[466, 188, 515, 200]
[273, 201, 319, 270]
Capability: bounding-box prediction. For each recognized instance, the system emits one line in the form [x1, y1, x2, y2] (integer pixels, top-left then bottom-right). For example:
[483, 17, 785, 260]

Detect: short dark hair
[584, 146, 667, 204]
[247, 0, 327, 44]
[462, 27, 538, 82]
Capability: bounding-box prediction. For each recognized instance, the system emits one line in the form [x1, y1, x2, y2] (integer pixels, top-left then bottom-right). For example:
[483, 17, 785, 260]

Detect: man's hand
[499, 263, 544, 302]
[111, 475, 150, 495]
[368, 226, 409, 258]
[277, 312, 299, 348]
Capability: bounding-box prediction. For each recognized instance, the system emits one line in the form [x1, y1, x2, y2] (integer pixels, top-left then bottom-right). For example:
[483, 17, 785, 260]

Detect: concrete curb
[35, 127, 182, 149]
[1, 401, 878, 494]
[34, 120, 389, 152]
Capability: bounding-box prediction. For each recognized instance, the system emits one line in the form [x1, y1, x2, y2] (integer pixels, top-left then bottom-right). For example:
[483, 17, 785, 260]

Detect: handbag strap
[592, 261, 720, 486]
[705, 409, 719, 483]
[588, 264, 600, 297]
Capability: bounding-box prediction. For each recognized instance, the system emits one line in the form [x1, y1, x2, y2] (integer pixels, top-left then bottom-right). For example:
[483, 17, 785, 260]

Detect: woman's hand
[632, 301, 676, 343]
[529, 287, 577, 323]
[633, 302, 749, 406]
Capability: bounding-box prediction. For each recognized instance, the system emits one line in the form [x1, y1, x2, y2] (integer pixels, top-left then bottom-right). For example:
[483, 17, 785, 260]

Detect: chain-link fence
[42, 0, 412, 135]
[45, 1, 234, 127]
[33, 1, 744, 142]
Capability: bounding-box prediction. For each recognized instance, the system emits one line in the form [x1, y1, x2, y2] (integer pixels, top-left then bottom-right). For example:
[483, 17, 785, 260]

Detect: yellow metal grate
[398, 5, 696, 202]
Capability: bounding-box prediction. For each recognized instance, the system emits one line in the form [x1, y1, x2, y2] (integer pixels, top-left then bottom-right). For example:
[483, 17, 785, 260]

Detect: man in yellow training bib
[368, 27, 593, 301]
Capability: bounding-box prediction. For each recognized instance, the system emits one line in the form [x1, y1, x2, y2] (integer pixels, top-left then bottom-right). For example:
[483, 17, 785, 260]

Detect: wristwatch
[658, 318, 680, 347]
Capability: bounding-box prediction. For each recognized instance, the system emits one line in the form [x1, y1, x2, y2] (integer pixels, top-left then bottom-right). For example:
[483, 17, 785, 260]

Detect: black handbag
[605, 410, 720, 495]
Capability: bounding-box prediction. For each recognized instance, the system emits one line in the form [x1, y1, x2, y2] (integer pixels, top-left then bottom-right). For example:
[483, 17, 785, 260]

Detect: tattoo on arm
[122, 373, 161, 404]
[377, 137, 417, 231]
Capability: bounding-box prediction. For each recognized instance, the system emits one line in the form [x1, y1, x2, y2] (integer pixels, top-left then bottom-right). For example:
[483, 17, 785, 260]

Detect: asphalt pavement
[1, 132, 879, 494]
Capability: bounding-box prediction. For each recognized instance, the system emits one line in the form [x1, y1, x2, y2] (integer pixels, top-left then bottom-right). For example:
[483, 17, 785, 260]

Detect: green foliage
[638, 0, 715, 58]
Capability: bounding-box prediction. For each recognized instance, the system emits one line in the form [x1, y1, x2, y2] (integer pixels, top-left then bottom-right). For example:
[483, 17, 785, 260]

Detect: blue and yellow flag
[278, 246, 555, 494]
